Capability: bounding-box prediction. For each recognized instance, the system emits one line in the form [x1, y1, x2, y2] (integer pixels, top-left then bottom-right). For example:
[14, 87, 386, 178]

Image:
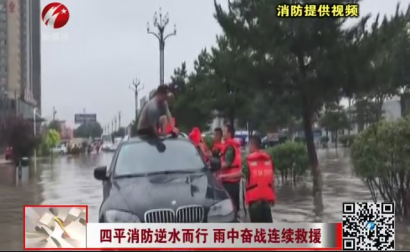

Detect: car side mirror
[209, 157, 221, 172]
[94, 166, 108, 181]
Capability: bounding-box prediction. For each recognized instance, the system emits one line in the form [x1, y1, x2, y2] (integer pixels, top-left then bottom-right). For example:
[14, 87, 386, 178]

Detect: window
[114, 139, 205, 176]
[0, 39, 5, 45]
[0, 13, 5, 21]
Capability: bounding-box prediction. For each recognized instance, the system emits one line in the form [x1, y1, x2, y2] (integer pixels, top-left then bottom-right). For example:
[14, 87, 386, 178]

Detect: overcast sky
[41, 0, 410, 128]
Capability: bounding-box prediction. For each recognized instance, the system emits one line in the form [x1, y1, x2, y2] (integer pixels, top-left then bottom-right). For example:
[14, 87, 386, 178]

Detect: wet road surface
[0, 149, 408, 250]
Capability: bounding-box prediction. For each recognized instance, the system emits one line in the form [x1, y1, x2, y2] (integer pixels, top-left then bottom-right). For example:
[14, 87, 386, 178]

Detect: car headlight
[208, 199, 234, 217]
[104, 210, 141, 223]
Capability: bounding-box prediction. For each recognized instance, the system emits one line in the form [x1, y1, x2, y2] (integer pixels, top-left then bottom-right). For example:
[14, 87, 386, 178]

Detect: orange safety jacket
[245, 151, 275, 205]
[219, 138, 242, 183]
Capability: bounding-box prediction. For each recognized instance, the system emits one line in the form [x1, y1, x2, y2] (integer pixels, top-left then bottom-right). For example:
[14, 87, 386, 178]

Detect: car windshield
[114, 139, 206, 176]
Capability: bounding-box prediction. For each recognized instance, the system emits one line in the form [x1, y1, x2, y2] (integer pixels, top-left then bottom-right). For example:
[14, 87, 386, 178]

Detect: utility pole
[118, 111, 121, 129]
[111, 120, 114, 134]
[83, 108, 89, 139]
[147, 8, 177, 85]
[114, 117, 117, 131]
[129, 78, 144, 120]
[52, 106, 57, 121]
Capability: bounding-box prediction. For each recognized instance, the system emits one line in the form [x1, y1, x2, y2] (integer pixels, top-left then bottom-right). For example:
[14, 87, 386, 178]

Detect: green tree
[169, 56, 214, 132]
[319, 106, 350, 148]
[44, 129, 61, 150]
[206, 36, 255, 125]
[351, 117, 410, 216]
[351, 98, 379, 132]
[48, 120, 61, 132]
[74, 122, 103, 138]
[3, 116, 39, 164]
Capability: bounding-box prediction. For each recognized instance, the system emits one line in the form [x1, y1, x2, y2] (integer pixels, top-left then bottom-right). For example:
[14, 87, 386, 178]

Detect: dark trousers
[249, 200, 273, 222]
[222, 182, 240, 214]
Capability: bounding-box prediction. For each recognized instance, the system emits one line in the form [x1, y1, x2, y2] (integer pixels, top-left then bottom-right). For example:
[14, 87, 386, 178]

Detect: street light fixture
[147, 8, 177, 85]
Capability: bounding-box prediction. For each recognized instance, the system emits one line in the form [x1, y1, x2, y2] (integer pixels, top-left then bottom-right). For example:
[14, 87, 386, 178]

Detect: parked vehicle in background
[5, 146, 13, 160]
[100, 134, 113, 151]
[51, 143, 68, 154]
[234, 130, 258, 146]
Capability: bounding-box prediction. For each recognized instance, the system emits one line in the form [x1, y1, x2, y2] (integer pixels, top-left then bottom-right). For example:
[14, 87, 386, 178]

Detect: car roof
[121, 133, 191, 145]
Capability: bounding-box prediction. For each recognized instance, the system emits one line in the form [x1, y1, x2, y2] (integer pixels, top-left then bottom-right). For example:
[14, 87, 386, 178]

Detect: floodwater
[0, 149, 408, 250]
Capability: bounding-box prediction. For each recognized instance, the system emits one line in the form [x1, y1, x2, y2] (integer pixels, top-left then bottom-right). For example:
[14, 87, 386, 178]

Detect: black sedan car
[94, 134, 237, 223]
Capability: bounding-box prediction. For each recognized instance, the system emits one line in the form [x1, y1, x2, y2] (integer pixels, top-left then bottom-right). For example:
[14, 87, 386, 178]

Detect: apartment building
[20, 0, 41, 113]
[0, 0, 41, 122]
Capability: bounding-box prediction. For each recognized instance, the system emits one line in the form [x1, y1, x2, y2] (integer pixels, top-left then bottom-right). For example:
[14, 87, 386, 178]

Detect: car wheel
[59, 150, 64, 155]
[5, 156, 8, 160]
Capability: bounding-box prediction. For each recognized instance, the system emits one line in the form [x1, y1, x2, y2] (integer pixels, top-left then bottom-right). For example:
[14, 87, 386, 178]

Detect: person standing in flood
[217, 124, 242, 217]
[212, 127, 224, 156]
[243, 135, 275, 222]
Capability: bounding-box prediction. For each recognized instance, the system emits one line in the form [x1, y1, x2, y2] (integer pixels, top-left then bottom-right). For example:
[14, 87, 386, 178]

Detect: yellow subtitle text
[277, 4, 359, 18]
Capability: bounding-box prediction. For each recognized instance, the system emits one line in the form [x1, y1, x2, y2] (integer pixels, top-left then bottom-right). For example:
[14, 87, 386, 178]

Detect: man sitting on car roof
[136, 84, 179, 136]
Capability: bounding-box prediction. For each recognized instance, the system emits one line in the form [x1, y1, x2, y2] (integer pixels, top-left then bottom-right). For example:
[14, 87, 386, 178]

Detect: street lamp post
[147, 8, 177, 85]
[52, 106, 57, 121]
[129, 79, 144, 120]
[33, 108, 37, 161]
[33, 108, 37, 136]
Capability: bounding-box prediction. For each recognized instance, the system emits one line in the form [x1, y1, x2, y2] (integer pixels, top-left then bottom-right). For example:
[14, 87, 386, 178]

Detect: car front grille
[176, 206, 204, 223]
[144, 209, 175, 223]
[144, 206, 204, 223]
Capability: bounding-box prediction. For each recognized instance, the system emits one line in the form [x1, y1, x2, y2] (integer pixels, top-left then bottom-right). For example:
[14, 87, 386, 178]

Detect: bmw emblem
[171, 200, 176, 205]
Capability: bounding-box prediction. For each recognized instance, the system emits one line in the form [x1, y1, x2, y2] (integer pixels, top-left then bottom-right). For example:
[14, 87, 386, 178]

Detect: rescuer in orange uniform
[243, 135, 275, 222]
[189, 127, 211, 162]
[217, 124, 242, 216]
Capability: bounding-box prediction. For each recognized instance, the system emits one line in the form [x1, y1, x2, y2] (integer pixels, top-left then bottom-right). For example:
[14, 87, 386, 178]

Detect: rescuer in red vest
[189, 127, 211, 162]
[217, 124, 242, 216]
[243, 135, 275, 222]
[212, 127, 224, 156]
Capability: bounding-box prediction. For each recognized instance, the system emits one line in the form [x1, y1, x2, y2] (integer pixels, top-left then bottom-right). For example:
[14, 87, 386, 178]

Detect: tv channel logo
[24, 205, 88, 249]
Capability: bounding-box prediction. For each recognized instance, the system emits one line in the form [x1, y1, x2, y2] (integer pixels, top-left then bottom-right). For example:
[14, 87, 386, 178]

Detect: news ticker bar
[24, 203, 395, 250]
[86, 223, 341, 249]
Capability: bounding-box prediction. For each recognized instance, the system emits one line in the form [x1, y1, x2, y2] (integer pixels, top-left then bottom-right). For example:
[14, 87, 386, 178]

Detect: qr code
[342, 202, 395, 250]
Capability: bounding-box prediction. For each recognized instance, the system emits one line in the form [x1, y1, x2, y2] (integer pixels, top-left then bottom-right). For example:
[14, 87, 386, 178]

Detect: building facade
[0, 0, 40, 123]
[20, 0, 41, 113]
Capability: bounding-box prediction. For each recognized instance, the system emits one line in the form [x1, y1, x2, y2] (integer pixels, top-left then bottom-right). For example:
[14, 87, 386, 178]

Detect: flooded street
[0, 149, 409, 250]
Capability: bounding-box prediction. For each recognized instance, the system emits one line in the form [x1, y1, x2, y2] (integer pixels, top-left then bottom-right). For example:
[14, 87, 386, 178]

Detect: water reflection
[0, 150, 408, 250]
